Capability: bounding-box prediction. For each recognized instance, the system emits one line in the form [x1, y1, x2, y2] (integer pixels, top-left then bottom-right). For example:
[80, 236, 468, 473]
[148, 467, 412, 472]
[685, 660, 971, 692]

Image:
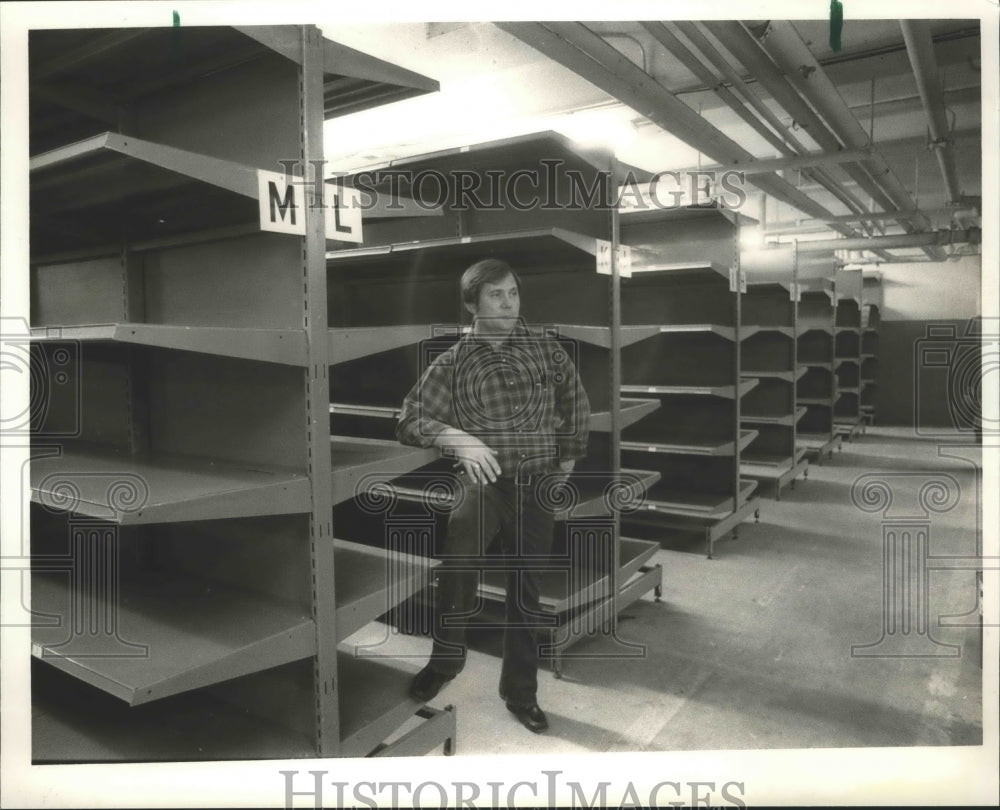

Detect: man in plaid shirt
[396, 258, 590, 733]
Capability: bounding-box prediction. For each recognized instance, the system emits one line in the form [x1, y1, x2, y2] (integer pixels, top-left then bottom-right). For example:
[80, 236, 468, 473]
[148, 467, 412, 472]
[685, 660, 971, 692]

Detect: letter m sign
[258, 169, 305, 235]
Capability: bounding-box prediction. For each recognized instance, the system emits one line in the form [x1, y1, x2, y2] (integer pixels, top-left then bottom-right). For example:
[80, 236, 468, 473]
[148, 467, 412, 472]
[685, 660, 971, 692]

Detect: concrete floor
[353, 427, 985, 756]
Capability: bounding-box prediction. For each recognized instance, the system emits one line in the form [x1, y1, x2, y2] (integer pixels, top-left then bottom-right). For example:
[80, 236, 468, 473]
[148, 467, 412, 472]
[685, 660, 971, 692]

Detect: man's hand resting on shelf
[436, 428, 502, 485]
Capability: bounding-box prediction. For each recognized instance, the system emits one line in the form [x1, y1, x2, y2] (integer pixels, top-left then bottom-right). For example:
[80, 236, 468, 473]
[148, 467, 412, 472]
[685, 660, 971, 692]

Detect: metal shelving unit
[618, 203, 760, 558]
[28, 25, 454, 761]
[833, 268, 865, 440]
[326, 133, 664, 676]
[738, 245, 810, 499]
[795, 276, 842, 463]
[860, 275, 883, 425]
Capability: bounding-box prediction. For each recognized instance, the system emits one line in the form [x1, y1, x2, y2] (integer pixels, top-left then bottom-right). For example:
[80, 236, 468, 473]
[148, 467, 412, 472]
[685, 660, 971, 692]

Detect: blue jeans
[428, 475, 557, 707]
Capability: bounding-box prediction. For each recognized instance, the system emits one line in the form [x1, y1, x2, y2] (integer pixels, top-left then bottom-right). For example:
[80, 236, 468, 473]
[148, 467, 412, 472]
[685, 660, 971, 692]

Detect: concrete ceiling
[320, 19, 985, 262]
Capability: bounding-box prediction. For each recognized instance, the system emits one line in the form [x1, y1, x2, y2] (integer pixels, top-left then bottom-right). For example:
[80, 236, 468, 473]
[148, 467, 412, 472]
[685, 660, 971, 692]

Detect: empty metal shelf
[30, 447, 312, 524]
[31, 572, 316, 706]
[330, 437, 438, 506]
[31, 323, 308, 366]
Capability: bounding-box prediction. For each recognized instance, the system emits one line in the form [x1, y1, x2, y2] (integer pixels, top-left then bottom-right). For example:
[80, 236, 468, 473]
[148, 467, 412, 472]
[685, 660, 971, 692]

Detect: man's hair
[460, 258, 522, 307]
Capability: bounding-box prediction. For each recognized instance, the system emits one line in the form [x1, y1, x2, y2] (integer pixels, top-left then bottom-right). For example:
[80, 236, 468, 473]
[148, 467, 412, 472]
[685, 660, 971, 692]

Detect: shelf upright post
[609, 157, 622, 638]
[830, 280, 838, 441]
[792, 240, 799, 457]
[301, 25, 340, 756]
[732, 219, 742, 515]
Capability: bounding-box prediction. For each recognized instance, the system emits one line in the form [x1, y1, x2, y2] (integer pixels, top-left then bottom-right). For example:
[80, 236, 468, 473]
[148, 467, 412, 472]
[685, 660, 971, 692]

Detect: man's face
[470, 273, 520, 332]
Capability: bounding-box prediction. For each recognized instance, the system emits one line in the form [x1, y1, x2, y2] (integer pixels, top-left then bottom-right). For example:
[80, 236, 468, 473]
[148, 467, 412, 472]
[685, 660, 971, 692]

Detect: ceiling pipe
[743, 21, 945, 260]
[900, 20, 963, 204]
[494, 22, 857, 232]
[847, 85, 980, 117]
[669, 21, 878, 236]
[643, 20, 871, 230]
[673, 149, 872, 177]
[639, 22, 792, 157]
[784, 227, 979, 252]
[599, 33, 653, 75]
[702, 22, 940, 254]
[765, 205, 978, 232]
[701, 22, 896, 242]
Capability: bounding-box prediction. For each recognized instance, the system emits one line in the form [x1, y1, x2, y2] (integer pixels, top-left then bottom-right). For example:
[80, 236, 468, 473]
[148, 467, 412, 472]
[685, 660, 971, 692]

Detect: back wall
[872, 255, 983, 428]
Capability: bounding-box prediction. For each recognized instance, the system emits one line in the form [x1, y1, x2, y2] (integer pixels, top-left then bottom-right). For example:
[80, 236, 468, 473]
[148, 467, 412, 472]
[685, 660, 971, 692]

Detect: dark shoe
[506, 702, 548, 733]
[410, 665, 455, 702]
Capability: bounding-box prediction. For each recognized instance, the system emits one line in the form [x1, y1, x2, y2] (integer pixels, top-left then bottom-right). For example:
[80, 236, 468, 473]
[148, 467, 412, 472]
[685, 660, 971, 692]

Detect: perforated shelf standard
[31, 323, 308, 366]
[621, 428, 757, 457]
[30, 447, 311, 524]
[621, 378, 758, 400]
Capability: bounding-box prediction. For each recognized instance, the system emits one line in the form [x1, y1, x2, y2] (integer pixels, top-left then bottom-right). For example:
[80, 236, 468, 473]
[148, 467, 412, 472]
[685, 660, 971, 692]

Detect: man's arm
[396, 354, 502, 484]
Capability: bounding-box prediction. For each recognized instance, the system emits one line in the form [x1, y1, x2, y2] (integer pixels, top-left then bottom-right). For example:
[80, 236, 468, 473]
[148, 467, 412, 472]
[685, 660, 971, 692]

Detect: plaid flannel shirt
[396, 321, 591, 476]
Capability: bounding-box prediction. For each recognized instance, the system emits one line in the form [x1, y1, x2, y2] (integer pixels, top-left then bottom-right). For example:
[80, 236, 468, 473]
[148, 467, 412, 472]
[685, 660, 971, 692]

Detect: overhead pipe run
[764, 206, 979, 234]
[704, 21, 943, 261]
[698, 20, 900, 247]
[900, 20, 963, 204]
[639, 21, 792, 157]
[674, 148, 872, 177]
[787, 227, 980, 253]
[648, 21, 878, 237]
[743, 20, 945, 261]
[495, 22, 860, 236]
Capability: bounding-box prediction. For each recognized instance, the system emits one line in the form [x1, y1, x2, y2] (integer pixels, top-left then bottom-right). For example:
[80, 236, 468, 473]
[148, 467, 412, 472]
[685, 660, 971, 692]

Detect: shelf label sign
[258, 169, 304, 235]
[327, 184, 363, 244]
[257, 171, 364, 243]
